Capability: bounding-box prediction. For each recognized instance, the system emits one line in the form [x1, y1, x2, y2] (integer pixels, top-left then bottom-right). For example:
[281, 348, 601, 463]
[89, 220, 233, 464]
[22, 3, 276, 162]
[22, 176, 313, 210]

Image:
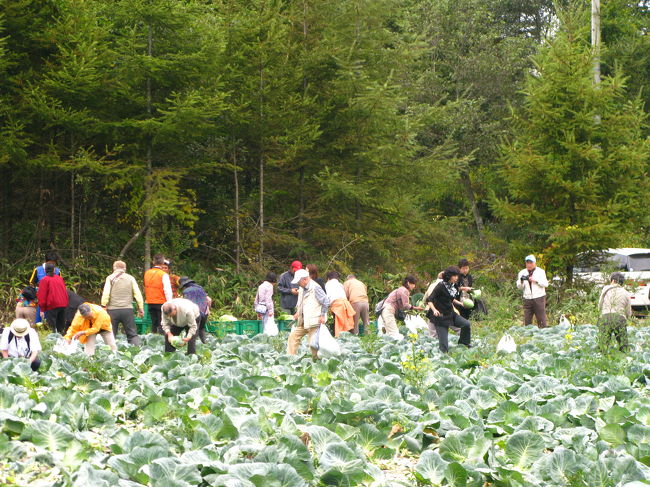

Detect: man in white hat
[286, 268, 330, 357]
[0, 319, 42, 371]
[516, 254, 548, 328]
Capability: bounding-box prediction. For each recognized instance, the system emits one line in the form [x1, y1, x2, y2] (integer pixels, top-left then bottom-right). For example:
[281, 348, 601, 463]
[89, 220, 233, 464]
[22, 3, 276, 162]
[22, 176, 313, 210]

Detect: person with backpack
[101, 260, 144, 346]
[0, 319, 42, 371]
[254, 272, 277, 336]
[179, 277, 212, 343]
[29, 250, 62, 324]
[15, 285, 38, 325]
[37, 263, 69, 334]
[378, 275, 423, 339]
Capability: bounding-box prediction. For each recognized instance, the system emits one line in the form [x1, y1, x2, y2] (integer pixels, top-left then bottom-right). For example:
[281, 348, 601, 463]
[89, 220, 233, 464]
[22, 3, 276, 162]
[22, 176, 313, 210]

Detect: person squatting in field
[597, 272, 632, 352]
[65, 303, 118, 356]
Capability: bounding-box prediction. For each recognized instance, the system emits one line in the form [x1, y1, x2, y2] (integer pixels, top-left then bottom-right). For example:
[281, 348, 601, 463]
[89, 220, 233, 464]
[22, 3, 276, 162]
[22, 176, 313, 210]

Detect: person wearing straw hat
[0, 319, 42, 371]
[516, 254, 548, 328]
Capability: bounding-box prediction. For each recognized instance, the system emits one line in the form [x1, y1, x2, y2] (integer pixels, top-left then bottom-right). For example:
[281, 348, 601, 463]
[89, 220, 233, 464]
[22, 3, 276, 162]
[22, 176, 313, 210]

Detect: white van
[574, 248, 650, 312]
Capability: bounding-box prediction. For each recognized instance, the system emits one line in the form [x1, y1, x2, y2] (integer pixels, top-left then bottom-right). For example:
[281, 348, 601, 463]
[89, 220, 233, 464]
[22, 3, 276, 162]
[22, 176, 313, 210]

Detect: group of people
[1, 250, 632, 371]
[255, 259, 486, 354]
[3, 252, 213, 368]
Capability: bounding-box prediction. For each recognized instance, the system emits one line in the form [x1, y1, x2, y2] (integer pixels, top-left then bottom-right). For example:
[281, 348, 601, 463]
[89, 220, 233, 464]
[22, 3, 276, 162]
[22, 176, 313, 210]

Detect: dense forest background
[1, 0, 650, 287]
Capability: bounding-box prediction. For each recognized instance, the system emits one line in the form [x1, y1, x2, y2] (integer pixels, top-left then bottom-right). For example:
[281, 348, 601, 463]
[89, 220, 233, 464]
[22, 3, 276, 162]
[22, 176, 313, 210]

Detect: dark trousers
[523, 296, 547, 328]
[147, 303, 163, 334]
[45, 307, 67, 334]
[164, 325, 197, 355]
[30, 357, 41, 371]
[598, 313, 628, 352]
[108, 308, 141, 346]
[197, 313, 208, 343]
[434, 314, 471, 353]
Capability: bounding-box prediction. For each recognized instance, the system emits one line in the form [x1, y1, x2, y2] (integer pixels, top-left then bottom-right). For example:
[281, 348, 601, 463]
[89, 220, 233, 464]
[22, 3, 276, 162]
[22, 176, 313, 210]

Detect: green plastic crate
[237, 320, 262, 337]
[206, 321, 238, 338]
[276, 320, 294, 332]
[135, 320, 151, 334]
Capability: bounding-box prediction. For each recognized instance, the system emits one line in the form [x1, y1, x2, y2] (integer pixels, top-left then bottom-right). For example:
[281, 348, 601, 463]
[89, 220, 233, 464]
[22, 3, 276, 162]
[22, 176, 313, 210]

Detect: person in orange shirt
[144, 254, 173, 334]
[64, 303, 117, 356]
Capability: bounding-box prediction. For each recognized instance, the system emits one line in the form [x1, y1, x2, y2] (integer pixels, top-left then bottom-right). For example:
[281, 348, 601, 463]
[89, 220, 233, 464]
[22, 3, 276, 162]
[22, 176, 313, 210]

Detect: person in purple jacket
[178, 277, 212, 343]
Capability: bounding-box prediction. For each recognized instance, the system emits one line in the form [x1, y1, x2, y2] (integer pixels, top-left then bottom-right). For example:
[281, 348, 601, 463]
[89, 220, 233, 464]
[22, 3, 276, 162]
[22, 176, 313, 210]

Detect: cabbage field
[3, 323, 650, 486]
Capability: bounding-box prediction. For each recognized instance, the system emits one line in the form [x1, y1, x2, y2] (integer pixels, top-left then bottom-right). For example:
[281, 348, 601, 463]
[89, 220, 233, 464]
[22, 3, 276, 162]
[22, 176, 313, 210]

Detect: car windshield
[628, 254, 650, 272]
[574, 251, 645, 273]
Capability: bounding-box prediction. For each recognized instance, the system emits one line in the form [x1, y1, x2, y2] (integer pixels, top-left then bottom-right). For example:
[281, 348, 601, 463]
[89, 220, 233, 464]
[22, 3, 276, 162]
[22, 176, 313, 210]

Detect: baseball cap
[525, 255, 536, 263]
[290, 260, 302, 270]
[291, 269, 309, 284]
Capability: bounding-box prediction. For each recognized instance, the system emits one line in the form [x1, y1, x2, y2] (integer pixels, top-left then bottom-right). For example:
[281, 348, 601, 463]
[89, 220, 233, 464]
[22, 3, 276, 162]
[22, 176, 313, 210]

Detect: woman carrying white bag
[254, 272, 279, 336]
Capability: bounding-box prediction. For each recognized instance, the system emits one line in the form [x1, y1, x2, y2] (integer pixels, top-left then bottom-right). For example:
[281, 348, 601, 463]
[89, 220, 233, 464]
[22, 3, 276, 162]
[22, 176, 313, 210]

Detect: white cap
[525, 254, 536, 263]
[291, 269, 310, 284]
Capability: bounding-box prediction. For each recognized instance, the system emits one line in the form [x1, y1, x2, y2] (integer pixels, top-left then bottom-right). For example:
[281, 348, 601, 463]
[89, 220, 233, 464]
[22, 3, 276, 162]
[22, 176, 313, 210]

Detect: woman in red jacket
[37, 264, 69, 334]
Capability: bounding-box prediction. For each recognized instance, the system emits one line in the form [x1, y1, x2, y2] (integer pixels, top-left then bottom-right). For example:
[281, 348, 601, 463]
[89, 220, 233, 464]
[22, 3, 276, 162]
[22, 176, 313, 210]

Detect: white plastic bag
[404, 315, 428, 334]
[316, 324, 341, 358]
[309, 326, 320, 350]
[559, 314, 571, 327]
[496, 333, 517, 353]
[53, 338, 79, 355]
[263, 316, 279, 336]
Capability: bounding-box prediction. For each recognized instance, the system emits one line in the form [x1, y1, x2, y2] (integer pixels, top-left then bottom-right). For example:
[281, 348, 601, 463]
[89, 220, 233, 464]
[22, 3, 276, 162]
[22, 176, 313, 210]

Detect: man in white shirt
[516, 254, 548, 328]
[162, 298, 199, 355]
[0, 319, 42, 371]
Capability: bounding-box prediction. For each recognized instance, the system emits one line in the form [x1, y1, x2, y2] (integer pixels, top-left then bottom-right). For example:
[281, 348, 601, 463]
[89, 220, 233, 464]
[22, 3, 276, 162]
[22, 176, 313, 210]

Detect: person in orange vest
[144, 254, 173, 334]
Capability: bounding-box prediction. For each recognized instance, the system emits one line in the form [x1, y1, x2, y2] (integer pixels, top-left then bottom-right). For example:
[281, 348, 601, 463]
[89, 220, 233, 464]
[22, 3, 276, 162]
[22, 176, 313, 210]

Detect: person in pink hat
[278, 260, 302, 314]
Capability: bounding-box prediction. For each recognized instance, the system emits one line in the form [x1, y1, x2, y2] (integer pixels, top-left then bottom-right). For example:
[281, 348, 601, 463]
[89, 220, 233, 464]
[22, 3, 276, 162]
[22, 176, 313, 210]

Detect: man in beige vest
[101, 260, 144, 346]
[287, 269, 330, 357]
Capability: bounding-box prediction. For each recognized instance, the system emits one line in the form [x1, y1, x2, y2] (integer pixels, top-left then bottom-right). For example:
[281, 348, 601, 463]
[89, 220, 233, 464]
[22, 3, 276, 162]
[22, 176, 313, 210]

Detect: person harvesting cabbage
[65, 303, 118, 356]
[426, 266, 472, 353]
[161, 298, 199, 355]
[378, 275, 424, 339]
[597, 272, 632, 352]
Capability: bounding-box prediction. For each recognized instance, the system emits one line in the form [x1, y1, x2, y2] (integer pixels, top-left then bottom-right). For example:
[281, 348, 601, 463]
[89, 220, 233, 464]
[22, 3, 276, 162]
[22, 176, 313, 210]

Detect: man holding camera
[517, 255, 548, 328]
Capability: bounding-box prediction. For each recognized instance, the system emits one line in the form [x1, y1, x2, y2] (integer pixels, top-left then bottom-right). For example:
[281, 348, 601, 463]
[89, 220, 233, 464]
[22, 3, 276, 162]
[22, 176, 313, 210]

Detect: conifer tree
[492, 7, 650, 276]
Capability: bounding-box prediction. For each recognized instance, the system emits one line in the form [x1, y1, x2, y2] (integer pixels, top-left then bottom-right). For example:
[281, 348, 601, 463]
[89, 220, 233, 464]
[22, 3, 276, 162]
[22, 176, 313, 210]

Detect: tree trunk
[298, 165, 305, 240]
[70, 172, 75, 259]
[259, 153, 264, 262]
[591, 0, 601, 86]
[233, 149, 241, 273]
[461, 171, 485, 244]
[144, 22, 154, 271]
[258, 58, 264, 263]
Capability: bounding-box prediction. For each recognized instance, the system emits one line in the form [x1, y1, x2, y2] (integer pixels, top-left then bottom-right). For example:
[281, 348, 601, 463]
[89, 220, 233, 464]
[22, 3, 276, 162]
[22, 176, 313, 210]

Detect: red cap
[291, 260, 303, 270]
